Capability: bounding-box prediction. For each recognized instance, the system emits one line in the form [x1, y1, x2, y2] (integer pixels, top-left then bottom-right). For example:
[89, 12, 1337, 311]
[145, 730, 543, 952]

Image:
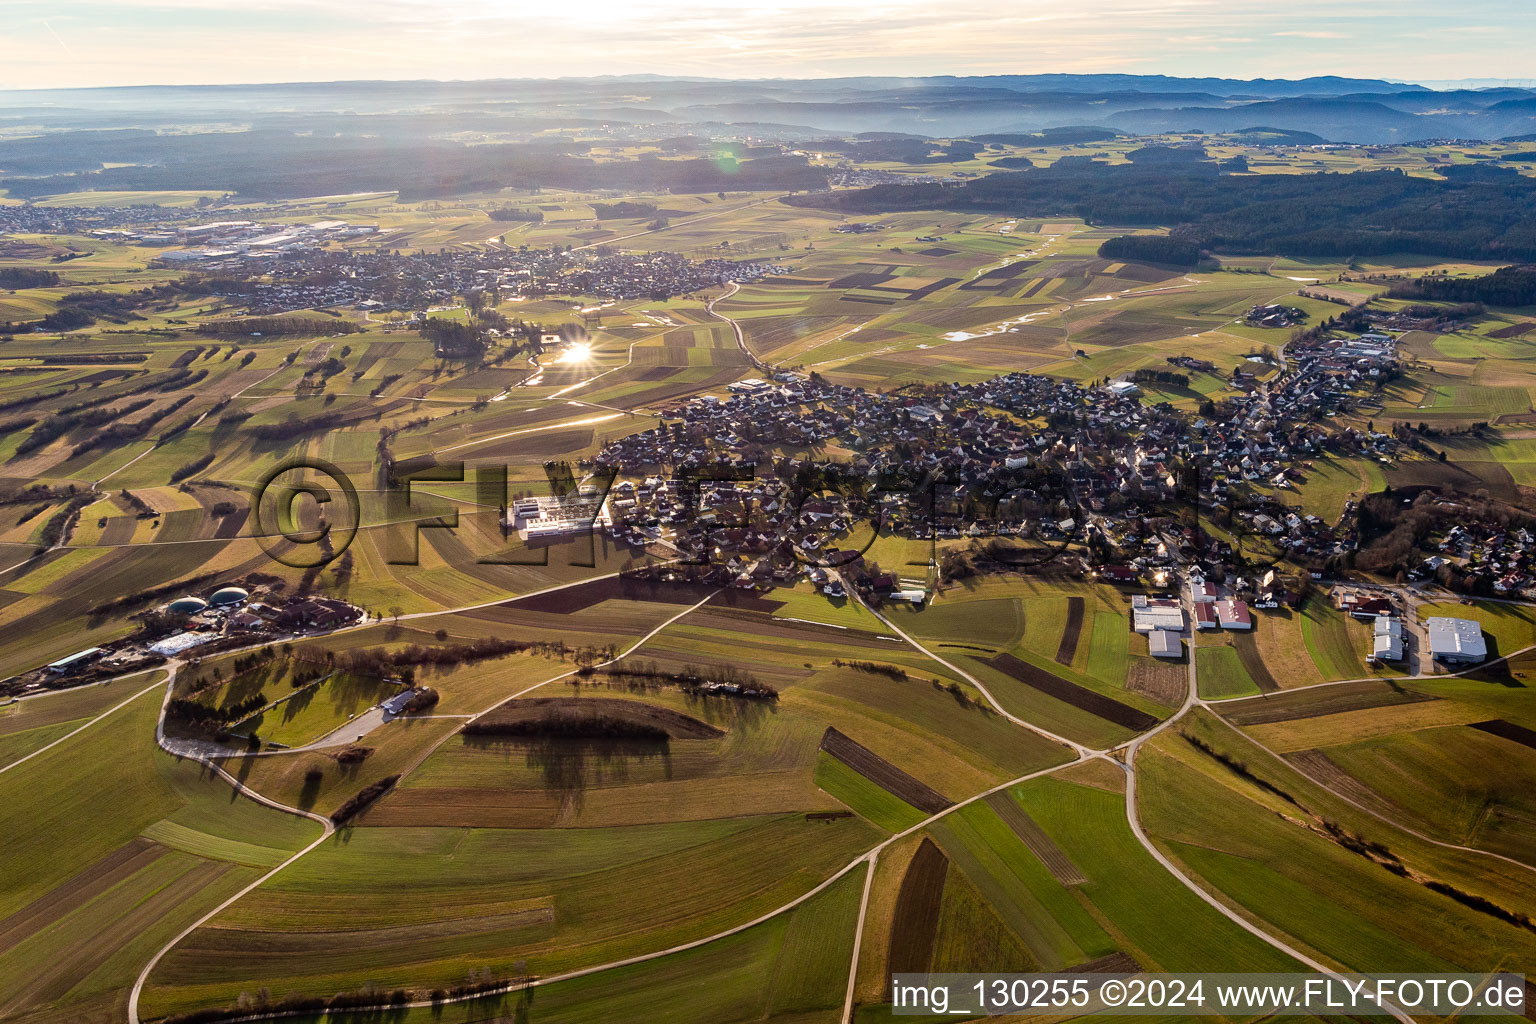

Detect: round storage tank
[209, 586, 249, 606]
[167, 596, 208, 615]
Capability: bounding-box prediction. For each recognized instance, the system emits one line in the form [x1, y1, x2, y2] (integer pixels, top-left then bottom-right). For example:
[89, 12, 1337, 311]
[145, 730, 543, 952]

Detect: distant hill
[1, 74, 1533, 143]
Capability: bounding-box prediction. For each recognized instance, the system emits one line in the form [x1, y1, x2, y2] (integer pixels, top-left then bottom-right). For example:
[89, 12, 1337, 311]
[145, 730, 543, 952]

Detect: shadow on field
[298, 769, 323, 810]
[463, 733, 672, 811]
[1464, 636, 1530, 687]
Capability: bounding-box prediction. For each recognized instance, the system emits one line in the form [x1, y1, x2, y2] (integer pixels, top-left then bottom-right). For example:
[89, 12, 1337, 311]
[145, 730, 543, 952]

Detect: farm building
[149, 631, 216, 657]
[1349, 597, 1392, 620]
[47, 648, 103, 674]
[1372, 616, 1404, 662]
[381, 689, 417, 716]
[889, 589, 926, 605]
[1193, 601, 1219, 630]
[1131, 594, 1183, 633]
[1216, 599, 1252, 630]
[1148, 630, 1183, 659]
[1425, 617, 1487, 664]
[276, 598, 356, 630]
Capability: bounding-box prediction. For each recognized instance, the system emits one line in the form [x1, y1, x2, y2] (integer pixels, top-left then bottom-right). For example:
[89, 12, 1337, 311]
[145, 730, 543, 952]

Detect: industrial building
[149, 631, 216, 657]
[47, 648, 103, 674]
[1131, 594, 1184, 633]
[1148, 630, 1183, 659]
[1425, 616, 1487, 664]
[1372, 616, 1405, 662]
[1216, 599, 1252, 630]
[506, 490, 606, 541]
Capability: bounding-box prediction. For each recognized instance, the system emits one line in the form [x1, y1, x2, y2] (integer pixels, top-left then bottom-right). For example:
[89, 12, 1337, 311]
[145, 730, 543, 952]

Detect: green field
[307, 861, 868, 1024]
[1141, 712, 1536, 976]
[0, 688, 321, 1023]
[1195, 645, 1260, 699]
[1299, 597, 1368, 681]
[237, 670, 403, 747]
[5, 126, 1536, 1024]
[139, 813, 882, 1018]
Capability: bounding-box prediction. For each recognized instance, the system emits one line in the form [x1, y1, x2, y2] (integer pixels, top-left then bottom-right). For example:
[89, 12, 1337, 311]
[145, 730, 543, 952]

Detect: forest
[1097, 234, 1203, 266]
[790, 160, 1536, 260]
[1387, 264, 1536, 306]
[0, 131, 830, 200]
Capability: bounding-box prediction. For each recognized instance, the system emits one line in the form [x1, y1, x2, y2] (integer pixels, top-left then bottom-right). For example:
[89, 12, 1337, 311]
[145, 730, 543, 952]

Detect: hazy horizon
[5, 72, 1536, 97]
[4, 0, 1534, 92]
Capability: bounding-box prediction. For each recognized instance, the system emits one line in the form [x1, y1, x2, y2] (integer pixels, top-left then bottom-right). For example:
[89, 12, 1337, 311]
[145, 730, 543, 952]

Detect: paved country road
[20, 566, 1529, 1023]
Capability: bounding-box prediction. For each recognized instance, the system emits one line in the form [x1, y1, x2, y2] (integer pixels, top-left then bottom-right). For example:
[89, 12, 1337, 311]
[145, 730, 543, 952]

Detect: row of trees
[166, 694, 265, 732]
[205, 315, 363, 336]
[594, 659, 777, 698]
[16, 398, 154, 456]
[464, 711, 670, 741]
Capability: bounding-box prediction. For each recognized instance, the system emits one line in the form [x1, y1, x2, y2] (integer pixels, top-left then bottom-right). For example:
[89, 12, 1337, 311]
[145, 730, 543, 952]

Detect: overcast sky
[2, 0, 1534, 91]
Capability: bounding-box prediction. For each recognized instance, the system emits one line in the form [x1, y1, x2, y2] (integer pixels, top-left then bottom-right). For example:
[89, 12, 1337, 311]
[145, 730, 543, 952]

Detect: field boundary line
[163, 755, 1086, 1024]
[1207, 705, 1536, 876]
[130, 591, 723, 1021]
[1211, 640, 1536, 705]
[0, 672, 167, 776]
[126, 761, 334, 1024]
[854, 590, 1093, 758]
[1119, 634, 1419, 1024]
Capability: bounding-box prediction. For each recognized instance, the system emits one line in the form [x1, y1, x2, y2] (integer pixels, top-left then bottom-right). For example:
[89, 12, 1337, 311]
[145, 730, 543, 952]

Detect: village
[156, 240, 788, 313]
[583, 320, 1404, 590]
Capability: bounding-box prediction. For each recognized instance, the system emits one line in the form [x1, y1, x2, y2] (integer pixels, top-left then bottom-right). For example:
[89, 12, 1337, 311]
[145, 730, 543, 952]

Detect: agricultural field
[1140, 711, 1536, 977]
[0, 686, 321, 1024]
[4, 99, 1536, 1024]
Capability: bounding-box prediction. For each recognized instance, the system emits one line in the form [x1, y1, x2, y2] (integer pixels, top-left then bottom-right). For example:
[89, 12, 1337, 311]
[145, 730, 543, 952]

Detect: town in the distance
[2, 67, 1536, 1024]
